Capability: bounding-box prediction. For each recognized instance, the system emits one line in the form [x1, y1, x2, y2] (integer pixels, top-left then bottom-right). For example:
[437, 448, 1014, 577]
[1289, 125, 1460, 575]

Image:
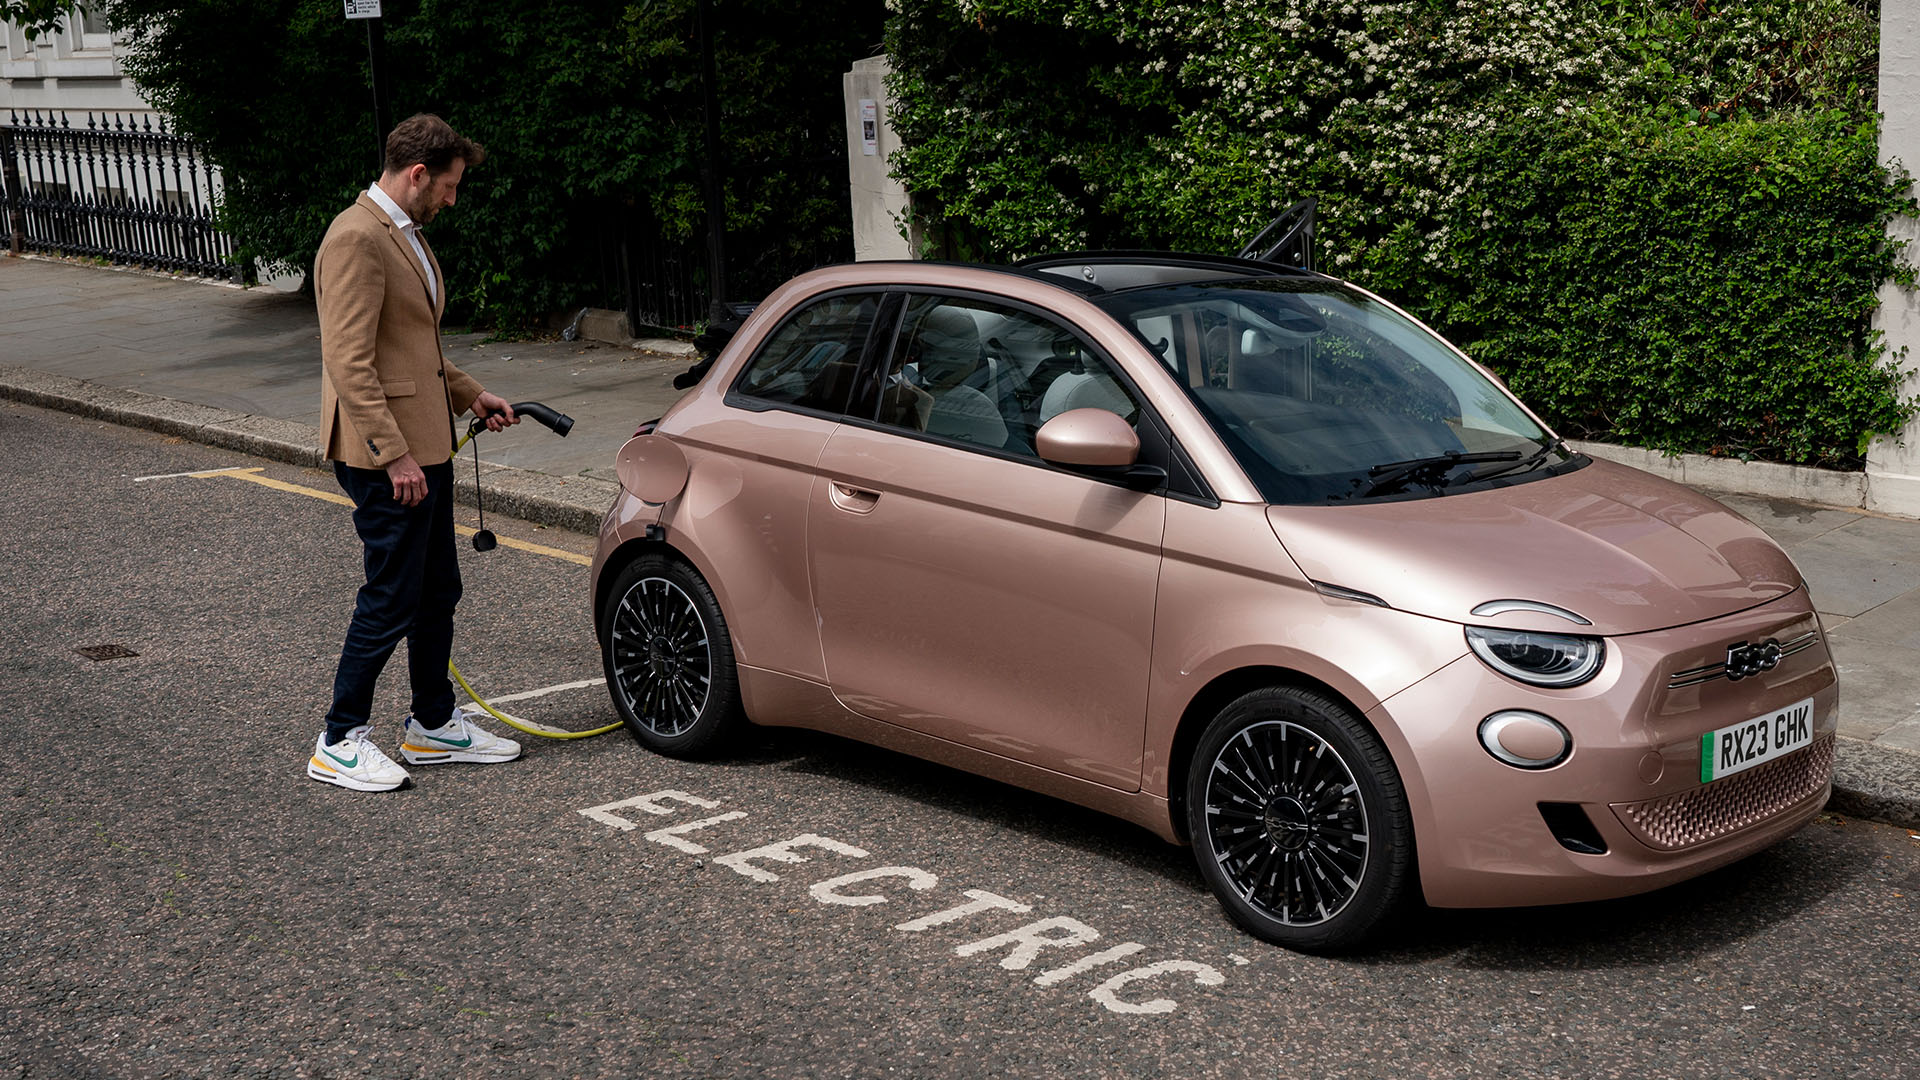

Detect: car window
[872, 295, 1144, 459]
[1094, 278, 1560, 504]
[734, 292, 880, 414]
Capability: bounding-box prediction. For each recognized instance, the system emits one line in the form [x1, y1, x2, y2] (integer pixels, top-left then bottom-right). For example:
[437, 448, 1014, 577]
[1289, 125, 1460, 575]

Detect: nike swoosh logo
[426, 731, 473, 748]
[324, 747, 360, 768]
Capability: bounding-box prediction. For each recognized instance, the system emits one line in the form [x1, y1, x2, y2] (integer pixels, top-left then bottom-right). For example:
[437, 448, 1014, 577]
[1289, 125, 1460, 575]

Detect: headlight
[1464, 626, 1604, 688]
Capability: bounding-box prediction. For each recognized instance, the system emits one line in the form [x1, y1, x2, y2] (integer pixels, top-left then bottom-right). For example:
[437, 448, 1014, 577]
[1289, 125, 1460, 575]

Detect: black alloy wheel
[1185, 685, 1412, 952]
[599, 553, 743, 757]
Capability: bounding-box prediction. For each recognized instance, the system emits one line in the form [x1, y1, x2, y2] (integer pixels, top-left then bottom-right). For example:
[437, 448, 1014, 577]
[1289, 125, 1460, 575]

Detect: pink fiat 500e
[591, 251, 1837, 951]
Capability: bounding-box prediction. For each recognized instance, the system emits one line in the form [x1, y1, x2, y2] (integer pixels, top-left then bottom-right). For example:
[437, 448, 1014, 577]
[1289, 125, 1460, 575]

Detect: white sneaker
[399, 709, 522, 765]
[307, 726, 411, 791]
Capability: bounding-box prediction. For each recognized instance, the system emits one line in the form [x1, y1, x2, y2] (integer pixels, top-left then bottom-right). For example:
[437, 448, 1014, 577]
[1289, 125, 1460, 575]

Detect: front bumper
[1375, 591, 1836, 909]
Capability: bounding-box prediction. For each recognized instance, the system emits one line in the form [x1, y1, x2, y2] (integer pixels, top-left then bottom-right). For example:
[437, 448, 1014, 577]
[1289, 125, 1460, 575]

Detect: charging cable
[446, 400, 622, 740]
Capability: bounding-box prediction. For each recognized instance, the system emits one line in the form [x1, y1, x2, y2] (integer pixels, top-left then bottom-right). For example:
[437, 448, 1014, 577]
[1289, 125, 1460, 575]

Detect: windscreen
[1094, 278, 1564, 504]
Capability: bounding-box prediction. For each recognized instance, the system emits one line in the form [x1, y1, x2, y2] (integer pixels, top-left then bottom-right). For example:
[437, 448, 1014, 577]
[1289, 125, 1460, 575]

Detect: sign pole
[344, 2, 387, 172]
[696, 0, 727, 312]
[367, 18, 388, 170]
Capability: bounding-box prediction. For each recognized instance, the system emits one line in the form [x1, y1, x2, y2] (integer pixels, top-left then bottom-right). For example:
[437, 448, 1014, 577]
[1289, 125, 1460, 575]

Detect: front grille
[1611, 735, 1833, 851]
[1667, 629, 1820, 689]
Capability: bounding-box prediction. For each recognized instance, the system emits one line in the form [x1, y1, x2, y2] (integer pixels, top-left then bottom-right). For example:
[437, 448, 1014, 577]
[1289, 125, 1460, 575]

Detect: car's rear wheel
[1185, 686, 1412, 953]
[599, 553, 743, 757]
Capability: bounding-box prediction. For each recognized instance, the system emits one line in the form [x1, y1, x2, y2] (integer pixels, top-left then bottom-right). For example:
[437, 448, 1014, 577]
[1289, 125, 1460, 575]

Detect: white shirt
[366, 183, 437, 305]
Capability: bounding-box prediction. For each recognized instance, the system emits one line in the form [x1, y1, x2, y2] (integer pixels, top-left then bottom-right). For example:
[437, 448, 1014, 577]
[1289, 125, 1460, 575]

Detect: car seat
[914, 307, 1010, 447]
[1038, 367, 1134, 424]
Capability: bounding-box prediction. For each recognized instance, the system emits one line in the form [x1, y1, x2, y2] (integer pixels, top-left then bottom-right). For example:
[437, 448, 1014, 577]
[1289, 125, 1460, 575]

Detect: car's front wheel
[599, 553, 743, 757]
[1185, 685, 1413, 952]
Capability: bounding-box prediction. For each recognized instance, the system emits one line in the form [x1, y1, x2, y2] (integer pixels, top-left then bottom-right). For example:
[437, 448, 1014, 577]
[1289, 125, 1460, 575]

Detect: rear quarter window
[734, 293, 881, 414]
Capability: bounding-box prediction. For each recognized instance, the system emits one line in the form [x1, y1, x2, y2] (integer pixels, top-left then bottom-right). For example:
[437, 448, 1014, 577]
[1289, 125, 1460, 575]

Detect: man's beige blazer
[316, 192, 484, 470]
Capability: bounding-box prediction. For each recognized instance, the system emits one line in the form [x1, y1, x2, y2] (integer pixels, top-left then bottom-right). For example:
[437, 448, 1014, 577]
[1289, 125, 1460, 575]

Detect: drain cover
[74, 644, 140, 661]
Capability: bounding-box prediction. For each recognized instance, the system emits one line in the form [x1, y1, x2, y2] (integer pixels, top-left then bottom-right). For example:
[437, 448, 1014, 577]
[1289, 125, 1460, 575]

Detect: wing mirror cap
[1035, 408, 1140, 467]
[1035, 409, 1166, 491]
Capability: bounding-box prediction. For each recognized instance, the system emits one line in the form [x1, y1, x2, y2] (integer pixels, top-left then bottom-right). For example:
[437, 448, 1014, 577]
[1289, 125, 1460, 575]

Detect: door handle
[828, 481, 880, 514]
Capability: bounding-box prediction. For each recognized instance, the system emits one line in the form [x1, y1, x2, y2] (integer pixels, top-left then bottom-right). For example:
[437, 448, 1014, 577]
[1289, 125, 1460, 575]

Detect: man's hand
[385, 452, 428, 507]
[473, 391, 519, 432]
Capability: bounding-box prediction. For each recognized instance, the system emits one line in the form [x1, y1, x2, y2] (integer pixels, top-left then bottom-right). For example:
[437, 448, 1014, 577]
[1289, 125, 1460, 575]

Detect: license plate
[1700, 697, 1814, 783]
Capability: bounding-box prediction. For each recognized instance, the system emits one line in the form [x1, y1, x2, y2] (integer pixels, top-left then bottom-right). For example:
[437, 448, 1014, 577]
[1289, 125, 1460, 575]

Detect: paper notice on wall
[860, 100, 879, 156]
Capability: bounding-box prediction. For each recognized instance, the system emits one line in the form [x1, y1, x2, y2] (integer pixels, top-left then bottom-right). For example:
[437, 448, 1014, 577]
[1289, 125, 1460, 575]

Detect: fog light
[1479, 711, 1571, 769]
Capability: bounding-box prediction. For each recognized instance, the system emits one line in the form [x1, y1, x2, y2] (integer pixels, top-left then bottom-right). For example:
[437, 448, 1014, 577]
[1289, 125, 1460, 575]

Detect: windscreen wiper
[1465, 441, 1562, 484]
[1359, 450, 1521, 498]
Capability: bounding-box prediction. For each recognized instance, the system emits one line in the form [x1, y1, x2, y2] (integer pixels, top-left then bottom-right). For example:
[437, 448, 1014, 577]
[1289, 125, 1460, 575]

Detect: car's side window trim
[723, 287, 890, 421]
[839, 286, 1209, 500]
[1141, 410, 1219, 508]
[844, 290, 908, 424]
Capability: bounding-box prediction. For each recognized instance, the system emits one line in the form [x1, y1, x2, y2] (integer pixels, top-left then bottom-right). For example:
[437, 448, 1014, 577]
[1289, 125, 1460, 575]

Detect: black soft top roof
[1007, 250, 1327, 295]
[1007, 198, 1322, 293]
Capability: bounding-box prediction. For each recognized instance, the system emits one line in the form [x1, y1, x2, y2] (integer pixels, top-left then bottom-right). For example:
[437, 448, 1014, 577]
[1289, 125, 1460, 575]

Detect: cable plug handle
[468, 400, 575, 438]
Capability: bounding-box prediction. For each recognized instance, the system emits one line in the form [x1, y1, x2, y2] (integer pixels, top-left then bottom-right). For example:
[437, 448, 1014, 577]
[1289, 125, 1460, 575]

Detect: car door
[707, 289, 888, 680]
[806, 291, 1167, 790]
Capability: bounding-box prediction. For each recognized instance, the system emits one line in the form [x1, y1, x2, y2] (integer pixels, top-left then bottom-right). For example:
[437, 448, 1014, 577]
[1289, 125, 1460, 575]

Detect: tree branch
[1, 0, 75, 38]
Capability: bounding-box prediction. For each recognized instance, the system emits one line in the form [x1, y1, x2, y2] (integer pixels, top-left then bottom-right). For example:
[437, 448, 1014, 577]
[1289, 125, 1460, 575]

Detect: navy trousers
[324, 459, 462, 744]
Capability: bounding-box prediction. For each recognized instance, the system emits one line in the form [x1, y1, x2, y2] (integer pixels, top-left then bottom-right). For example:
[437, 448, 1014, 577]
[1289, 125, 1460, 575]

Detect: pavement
[5, 251, 1919, 829]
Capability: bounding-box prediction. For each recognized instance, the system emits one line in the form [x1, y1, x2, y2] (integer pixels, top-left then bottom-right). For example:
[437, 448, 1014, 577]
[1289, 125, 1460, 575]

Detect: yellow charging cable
[445, 422, 624, 740]
[448, 662, 624, 739]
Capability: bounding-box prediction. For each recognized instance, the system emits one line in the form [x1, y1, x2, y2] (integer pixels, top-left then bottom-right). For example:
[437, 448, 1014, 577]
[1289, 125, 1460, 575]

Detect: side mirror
[1035, 409, 1166, 491]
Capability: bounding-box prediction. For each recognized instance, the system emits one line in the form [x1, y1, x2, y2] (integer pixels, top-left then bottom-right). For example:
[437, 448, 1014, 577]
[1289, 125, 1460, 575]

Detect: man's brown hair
[383, 113, 485, 175]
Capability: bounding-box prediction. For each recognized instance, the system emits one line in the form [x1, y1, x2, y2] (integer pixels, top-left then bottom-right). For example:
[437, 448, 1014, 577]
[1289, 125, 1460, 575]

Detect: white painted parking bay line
[484, 677, 606, 706]
[133, 465, 259, 482]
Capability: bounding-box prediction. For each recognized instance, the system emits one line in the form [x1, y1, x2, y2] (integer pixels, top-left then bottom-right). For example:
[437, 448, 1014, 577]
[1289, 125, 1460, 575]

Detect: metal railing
[0, 110, 243, 280]
[618, 215, 711, 333]
[607, 172, 852, 334]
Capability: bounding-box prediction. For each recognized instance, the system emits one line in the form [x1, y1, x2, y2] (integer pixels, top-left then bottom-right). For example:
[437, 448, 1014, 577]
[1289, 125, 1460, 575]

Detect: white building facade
[2, 5, 252, 280]
[2, 4, 156, 119]
[1870, 3, 1920, 517]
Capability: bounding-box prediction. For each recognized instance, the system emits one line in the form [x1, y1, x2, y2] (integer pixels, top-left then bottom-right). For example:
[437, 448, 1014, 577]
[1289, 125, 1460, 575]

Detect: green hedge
[885, 0, 1916, 467]
[1382, 113, 1915, 467]
[104, 0, 883, 328]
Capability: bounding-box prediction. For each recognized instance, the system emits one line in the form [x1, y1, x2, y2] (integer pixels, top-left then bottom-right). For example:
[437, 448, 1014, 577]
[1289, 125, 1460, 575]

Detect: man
[308, 113, 521, 792]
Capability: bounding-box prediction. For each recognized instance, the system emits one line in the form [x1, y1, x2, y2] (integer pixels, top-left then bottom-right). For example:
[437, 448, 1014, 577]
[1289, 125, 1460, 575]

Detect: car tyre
[599, 553, 743, 758]
[1185, 685, 1412, 953]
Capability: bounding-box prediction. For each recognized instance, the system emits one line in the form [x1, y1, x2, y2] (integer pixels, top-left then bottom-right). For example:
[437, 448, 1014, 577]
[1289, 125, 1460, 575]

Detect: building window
[77, 4, 112, 48]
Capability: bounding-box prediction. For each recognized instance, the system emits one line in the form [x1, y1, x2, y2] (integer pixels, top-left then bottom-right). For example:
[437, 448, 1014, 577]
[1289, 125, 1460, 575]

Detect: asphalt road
[4, 402, 1918, 1080]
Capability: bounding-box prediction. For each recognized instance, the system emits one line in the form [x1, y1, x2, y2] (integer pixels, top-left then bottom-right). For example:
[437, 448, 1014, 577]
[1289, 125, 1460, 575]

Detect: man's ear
[407, 162, 430, 188]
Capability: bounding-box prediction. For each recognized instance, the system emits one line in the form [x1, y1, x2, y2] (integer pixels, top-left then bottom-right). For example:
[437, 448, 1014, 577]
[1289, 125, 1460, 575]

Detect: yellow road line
[196, 467, 592, 566]
[215, 467, 354, 507]
[133, 465, 261, 482]
[456, 526, 592, 566]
